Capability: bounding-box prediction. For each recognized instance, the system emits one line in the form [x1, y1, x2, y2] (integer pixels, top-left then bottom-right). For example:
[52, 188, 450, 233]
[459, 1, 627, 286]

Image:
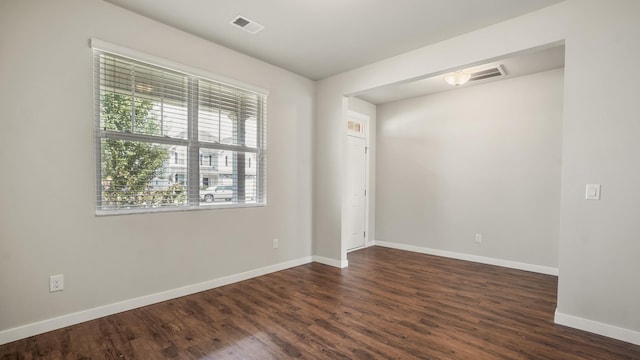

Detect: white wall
[376, 69, 563, 269]
[316, 0, 640, 344]
[554, 0, 640, 343]
[0, 0, 314, 341]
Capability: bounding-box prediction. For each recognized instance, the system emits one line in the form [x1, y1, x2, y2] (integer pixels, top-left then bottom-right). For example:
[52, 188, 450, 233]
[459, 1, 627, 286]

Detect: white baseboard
[374, 240, 559, 276]
[555, 309, 640, 346]
[312, 255, 348, 268]
[0, 256, 313, 346]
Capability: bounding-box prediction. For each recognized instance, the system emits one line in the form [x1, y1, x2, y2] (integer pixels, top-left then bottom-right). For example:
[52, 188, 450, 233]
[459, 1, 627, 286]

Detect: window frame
[92, 39, 268, 215]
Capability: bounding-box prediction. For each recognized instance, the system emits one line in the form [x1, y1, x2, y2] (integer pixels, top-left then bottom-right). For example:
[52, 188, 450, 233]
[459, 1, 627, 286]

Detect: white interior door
[346, 135, 367, 250]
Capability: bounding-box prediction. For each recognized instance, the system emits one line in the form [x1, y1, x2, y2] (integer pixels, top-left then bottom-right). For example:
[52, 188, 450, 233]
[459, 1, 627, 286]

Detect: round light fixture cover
[444, 70, 471, 86]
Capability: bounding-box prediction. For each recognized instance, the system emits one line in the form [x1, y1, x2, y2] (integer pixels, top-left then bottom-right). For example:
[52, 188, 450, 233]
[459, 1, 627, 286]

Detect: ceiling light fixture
[444, 70, 471, 86]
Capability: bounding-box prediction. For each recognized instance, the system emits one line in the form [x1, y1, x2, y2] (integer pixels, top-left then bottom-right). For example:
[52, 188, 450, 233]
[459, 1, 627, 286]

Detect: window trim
[92, 39, 267, 216]
[90, 39, 269, 96]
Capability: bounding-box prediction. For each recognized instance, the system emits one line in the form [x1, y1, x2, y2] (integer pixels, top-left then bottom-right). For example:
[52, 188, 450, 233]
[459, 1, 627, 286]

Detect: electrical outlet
[50, 274, 64, 292]
[273, 238, 279, 249]
[475, 233, 482, 244]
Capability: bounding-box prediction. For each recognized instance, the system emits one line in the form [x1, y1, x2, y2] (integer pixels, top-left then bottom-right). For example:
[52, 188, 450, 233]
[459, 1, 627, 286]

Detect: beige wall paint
[376, 69, 563, 268]
[555, 0, 640, 340]
[316, 0, 640, 341]
[0, 0, 314, 334]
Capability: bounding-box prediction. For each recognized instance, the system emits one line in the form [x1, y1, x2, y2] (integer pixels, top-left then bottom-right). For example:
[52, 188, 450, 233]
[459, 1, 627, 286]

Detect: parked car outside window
[200, 186, 233, 202]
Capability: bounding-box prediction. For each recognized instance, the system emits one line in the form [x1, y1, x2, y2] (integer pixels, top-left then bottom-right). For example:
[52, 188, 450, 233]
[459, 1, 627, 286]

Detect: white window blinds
[93, 42, 267, 214]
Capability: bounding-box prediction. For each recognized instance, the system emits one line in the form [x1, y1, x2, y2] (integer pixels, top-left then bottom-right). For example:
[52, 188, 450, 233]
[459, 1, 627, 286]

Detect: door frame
[344, 110, 370, 253]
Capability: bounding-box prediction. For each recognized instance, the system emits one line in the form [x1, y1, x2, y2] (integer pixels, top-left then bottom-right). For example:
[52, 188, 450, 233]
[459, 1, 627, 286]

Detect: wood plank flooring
[2, 246, 640, 359]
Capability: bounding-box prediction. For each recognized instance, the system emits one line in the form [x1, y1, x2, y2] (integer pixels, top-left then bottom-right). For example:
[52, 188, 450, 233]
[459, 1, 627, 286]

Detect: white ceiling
[356, 44, 565, 105]
[104, 0, 563, 80]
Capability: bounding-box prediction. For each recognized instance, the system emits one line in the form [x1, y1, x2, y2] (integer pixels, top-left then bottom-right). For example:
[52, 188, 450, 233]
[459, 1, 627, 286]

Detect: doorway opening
[344, 111, 370, 252]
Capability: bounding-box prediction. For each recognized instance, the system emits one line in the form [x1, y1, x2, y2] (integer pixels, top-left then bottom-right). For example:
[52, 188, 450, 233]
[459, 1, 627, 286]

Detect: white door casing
[345, 112, 368, 251]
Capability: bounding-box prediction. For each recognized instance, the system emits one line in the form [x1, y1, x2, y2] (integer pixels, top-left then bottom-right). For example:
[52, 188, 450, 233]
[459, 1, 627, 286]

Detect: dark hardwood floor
[2, 246, 640, 359]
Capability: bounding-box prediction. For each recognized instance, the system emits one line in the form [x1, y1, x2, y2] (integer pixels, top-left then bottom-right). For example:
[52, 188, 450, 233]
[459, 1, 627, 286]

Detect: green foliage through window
[100, 93, 185, 209]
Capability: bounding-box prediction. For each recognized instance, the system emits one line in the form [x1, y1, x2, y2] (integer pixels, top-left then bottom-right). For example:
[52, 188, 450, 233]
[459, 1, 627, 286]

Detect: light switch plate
[585, 184, 601, 200]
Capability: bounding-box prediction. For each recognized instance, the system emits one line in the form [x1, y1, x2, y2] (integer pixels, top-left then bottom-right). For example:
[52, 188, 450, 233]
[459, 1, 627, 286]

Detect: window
[93, 41, 267, 214]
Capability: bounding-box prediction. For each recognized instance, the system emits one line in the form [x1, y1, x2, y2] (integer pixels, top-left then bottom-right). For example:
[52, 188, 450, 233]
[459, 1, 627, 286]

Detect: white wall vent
[230, 15, 264, 34]
[470, 65, 506, 81]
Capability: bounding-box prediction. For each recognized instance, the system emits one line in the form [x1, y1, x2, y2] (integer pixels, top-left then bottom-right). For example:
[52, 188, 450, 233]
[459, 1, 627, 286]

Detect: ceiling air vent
[470, 65, 506, 81]
[230, 15, 264, 34]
